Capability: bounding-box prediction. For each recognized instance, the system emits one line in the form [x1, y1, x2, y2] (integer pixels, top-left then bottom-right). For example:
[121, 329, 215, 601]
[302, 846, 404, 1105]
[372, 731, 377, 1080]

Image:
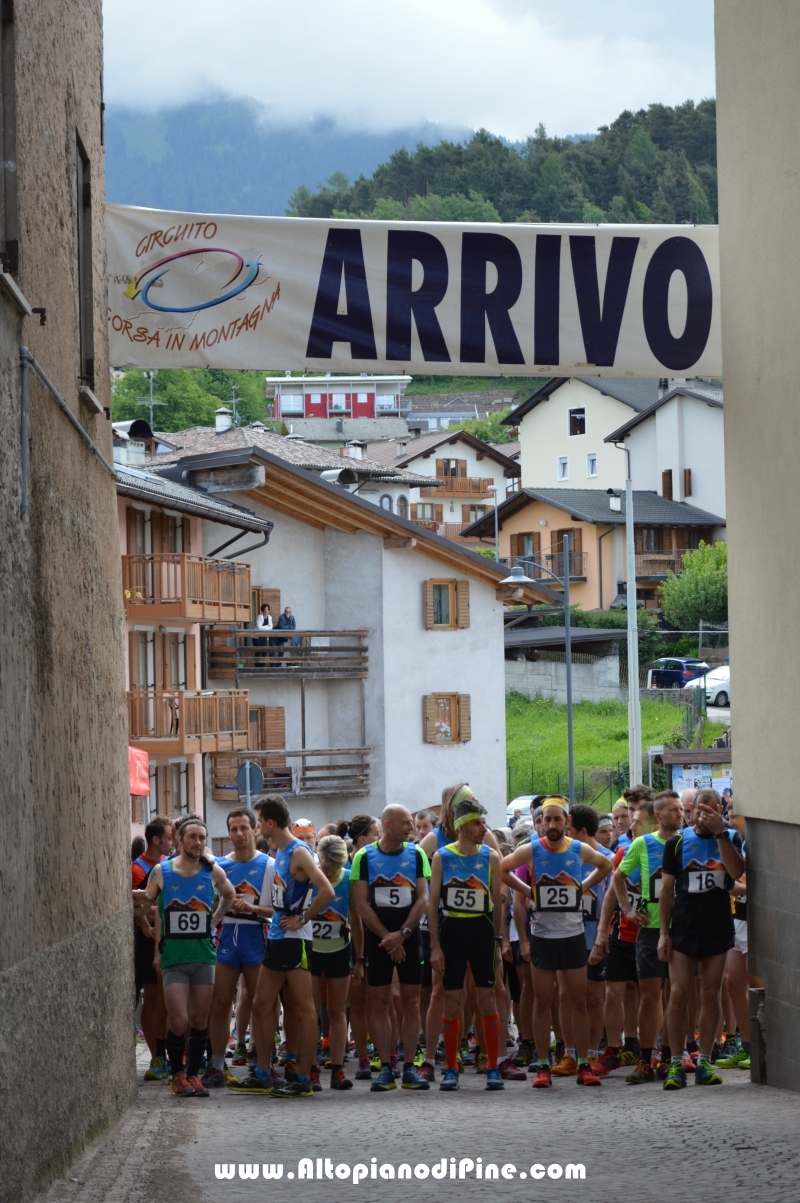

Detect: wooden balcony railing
[635, 550, 690, 578]
[127, 689, 249, 754]
[207, 629, 369, 681]
[420, 477, 496, 497]
[508, 552, 588, 581]
[122, 554, 251, 622]
[211, 747, 370, 800]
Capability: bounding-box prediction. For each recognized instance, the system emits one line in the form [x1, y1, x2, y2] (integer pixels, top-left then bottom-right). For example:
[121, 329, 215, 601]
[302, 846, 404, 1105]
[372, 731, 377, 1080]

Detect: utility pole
[136, 370, 164, 427]
[230, 384, 241, 427]
[624, 450, 642, 785]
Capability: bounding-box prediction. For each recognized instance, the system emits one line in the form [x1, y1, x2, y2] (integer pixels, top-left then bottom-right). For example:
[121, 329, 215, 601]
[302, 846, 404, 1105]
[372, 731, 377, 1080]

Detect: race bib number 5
[536, 884, 580, 911]
[167, 909, 210, 937]
[688, 870, 725, 893]
[374, 886, 412, 908]
[445, 886, 486, 912]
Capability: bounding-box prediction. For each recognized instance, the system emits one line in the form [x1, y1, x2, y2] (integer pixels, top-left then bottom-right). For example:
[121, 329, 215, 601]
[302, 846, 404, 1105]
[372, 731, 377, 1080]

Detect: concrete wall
[716, 0, 800, 1082]
[0, 4, 133, 1200]
[518, 379, 628, 489]
[506, 655, 628, 704]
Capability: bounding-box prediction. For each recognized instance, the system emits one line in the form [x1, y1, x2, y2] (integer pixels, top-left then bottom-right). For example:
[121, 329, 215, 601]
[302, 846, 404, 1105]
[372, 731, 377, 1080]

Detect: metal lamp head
[499, 565, 535, 586]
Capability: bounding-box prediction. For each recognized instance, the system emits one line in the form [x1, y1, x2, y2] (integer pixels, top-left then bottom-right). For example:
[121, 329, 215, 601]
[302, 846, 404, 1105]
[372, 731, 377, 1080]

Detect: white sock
[566, 1047, 577, 1059]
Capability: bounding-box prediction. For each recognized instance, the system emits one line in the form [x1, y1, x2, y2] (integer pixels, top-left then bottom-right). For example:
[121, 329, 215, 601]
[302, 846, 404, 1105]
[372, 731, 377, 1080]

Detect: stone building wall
[0, 4, 133, 1200]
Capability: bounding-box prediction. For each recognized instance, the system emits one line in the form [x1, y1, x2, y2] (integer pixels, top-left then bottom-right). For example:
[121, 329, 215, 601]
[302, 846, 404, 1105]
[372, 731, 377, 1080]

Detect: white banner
[106, 204, 721, 377]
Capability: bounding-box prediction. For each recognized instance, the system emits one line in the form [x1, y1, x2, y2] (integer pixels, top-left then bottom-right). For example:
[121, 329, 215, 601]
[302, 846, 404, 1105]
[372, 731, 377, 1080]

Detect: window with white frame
[280, 393, 304, 415]
[586, 452, 598, 478]
[558, 457, 569, 481]
[330, 393, 347, 411]
[376, 394, 398, 411]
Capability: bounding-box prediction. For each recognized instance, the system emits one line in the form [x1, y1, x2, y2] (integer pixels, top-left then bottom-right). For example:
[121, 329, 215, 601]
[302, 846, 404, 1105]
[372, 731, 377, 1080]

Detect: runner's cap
[291, 817, 315, 836]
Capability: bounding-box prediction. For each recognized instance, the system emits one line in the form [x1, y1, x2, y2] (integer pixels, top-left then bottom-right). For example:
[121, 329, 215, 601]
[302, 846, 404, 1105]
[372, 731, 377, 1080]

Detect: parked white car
[686, 666, 730, 708]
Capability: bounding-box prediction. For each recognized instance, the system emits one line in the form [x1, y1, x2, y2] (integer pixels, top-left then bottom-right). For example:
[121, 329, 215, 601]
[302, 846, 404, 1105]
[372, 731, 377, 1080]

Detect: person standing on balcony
[272, 605, 298, 662]
[255, 603, 272, 664]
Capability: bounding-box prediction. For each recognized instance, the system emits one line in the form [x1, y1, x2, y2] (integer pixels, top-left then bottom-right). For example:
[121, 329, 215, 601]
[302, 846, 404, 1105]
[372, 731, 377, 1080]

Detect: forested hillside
[289, 100, 716, 225]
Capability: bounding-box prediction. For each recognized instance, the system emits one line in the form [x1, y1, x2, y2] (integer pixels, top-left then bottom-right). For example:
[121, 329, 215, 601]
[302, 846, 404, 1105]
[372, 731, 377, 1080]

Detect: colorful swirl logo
[123, 247, 260, 313]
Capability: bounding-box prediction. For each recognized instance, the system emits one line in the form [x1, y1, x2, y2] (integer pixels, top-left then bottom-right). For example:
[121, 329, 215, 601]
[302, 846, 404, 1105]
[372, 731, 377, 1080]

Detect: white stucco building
[151, 444, 555, 840]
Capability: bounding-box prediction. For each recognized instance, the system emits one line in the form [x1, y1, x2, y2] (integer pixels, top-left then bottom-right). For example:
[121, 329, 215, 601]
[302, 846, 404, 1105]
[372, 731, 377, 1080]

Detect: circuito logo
[123, 247, 261, 313]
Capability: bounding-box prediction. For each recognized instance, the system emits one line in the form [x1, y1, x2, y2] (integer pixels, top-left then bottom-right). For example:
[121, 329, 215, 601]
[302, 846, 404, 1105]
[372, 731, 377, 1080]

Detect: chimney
[396, 441, 408, 459]
[343, 440, 365, 461]
[335, 418, 344, 434]
[215, 406, 233, 434]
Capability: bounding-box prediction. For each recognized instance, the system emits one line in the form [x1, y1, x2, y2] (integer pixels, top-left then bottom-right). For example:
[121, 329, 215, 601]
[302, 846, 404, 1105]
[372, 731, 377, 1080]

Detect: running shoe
[498, 1058, 526, 1081]
[624, 1059, 655, 1085]
[144, 1056, 170, 1081]
[485, 1066, 504, 1091]
[720, 1036, 738, 1057]
[226, 1072, 273, 1095]
[413, 1046, 425, 1068]
[576, 1066, 602, 1086]
[417, 1062, 436, 1083]
[200, 1067, 227, 1089]
[439, 1068, 460, 1092]
[513, 1041, 532, 1068]
[551, 1053, 578, 1077]
[716, 1049, 751, 1070]
[355, 1057, 373, 1080]
[389, 1054, 401, 1078]
[655, 1060, 671, 1081]
[330, 1068, 353, 1090]
[401, 1066, 431, 1090]
[284, 1057, 299, 1082]
[683, 1054, 696, 1072]
[170, 1072, 196, 1097]
[552, 1039, 565, 1063]
[309, 1066, 322, 1092]
[620, 1047, 637, 1066]
[245, 1049, 257, 1066]
[223, 1066, 239, 1086]
[370, 1052, 382, 1071]
[695, 1058, 723, 1086]
[187, 1076, 209, 1097]
[370, 1065, 397, 1092]
[272, 1078, 314, 1098]
[710, 1041, 724, 1064]
[531, 1064, 552, 1088]
[663, 1063, 687, 1091]
[475, 1053, 489, 1075]
[230, 1045, 248, 1066]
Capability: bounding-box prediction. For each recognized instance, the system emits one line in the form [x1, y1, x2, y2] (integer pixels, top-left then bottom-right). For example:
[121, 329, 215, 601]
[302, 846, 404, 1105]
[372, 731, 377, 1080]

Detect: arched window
[380, 495, 393, 512]
[396, 496, 408, 519]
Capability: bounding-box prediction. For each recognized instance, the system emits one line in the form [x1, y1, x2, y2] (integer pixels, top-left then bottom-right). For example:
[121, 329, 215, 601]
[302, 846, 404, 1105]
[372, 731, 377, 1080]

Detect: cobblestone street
[40, 1047, 800, 1203]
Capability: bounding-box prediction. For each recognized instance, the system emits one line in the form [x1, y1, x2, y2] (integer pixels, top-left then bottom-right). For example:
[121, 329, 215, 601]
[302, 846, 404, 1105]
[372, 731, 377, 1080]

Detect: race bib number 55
[167, 909, 210, 937]
[445, 886, 486, 912]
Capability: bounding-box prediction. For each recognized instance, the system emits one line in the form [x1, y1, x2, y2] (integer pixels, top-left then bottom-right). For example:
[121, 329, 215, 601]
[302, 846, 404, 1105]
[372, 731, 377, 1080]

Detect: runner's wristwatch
[401, 926, 413, 938]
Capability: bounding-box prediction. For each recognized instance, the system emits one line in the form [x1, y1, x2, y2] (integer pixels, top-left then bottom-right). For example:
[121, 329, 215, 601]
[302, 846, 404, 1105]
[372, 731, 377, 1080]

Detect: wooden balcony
[207, 629, 368, 680]
[122, 554, 251, 622]
[210, 747, 370, 800]
[635, 550, 690, 579]
[127, 689, 249, 755]
[420, 477, 495, 498]
[509, 552, 588, 582]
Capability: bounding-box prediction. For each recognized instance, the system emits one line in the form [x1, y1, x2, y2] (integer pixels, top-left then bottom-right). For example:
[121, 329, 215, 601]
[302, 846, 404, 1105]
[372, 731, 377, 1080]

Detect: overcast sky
[103, 0, 715, 139]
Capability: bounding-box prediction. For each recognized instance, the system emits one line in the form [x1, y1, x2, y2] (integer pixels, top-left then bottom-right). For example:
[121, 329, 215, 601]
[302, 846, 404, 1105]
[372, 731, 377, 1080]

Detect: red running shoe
[531, 1065, 552, 1089]
[187, 1076, 209, 1097]
[498, 1058, 527, 1081]
[170, 1072, 195, 1097]
[576, 1066, 602, 1086]
[592, 1047, 622, 1077]
[416, 1062, 436, 1083]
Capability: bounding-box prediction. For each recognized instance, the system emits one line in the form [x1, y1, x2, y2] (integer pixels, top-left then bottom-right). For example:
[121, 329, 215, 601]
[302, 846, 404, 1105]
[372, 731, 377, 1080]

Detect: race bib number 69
[167, 909, 210, 937]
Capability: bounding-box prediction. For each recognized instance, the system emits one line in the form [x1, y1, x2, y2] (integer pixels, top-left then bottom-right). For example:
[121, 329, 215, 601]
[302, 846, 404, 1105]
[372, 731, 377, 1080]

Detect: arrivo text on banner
[106, 204, 721, 377]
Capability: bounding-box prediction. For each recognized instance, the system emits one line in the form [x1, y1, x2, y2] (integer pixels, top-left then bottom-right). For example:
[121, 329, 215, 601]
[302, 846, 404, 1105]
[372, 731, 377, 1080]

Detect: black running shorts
[528, 933, 587, 972]
[308, 943, 353, 979]
[439, 915, 497, 992]
[134, 927, 158, 995]
[262, 938, 311, 973]
[604, 938, 638, 982]
[420, 929, 433, 989]
[635, 927, 669, 979]
[364, 928, 423, 988]
[670, 929, 735, 961]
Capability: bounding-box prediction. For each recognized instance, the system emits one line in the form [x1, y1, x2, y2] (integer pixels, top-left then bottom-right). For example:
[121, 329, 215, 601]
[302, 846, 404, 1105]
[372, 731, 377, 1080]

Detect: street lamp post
[487, 485, 500, 561]
[623, 455, 642, 785]
[500, 540, 575, 804]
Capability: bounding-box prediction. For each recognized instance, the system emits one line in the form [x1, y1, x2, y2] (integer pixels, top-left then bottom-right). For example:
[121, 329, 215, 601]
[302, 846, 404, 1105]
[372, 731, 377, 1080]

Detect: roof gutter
[115, 477, 273, 536]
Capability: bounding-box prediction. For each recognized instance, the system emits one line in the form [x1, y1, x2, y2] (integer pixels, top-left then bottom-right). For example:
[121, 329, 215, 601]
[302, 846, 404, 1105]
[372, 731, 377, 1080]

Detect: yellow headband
[541, 796, 570, 814]
[452, 784, 474, 807]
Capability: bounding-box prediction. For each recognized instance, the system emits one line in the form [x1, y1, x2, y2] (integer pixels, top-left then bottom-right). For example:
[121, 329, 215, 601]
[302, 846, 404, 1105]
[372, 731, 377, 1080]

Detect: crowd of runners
[130, 781, 756, 1098]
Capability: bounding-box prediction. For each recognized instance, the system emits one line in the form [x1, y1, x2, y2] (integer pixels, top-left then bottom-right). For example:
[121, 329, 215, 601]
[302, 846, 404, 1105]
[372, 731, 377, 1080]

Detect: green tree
[453, 408, 515, 443]
[659, 541, 728, 629]
[111, 368, 269, 432]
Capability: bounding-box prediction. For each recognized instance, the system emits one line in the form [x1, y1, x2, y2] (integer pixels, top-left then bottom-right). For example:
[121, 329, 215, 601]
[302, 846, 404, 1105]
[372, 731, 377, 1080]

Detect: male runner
[659, 788, 745, 1089]
[202, 808, 272, 1088]
[716, 799, 753, 1070]
[567, 805, 614, 1069]
[680, 789, 696, 826]
[501, 797, 612, 1087]
[132, 816, 173, 1081]
[146, 816, 236, 1097]
[351, 804, 431, 1092]
[291, 817, 316, 851]
[227, 795, 334, 1098]
[613, 791, 683, 1082]
[611, 799, 631, 851]
[428, 796, 504, 1092]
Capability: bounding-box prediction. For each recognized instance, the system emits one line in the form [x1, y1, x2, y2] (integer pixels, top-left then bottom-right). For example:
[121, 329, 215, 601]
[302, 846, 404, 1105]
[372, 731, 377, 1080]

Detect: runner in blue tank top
[501, 796, 612, 1089]
[202, 807, 273, 1090]
[227, 795, 334, 1100]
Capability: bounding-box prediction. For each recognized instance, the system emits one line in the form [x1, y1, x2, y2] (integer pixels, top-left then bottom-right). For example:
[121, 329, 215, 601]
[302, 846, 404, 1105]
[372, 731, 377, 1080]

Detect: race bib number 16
[688, 870, 725, 893]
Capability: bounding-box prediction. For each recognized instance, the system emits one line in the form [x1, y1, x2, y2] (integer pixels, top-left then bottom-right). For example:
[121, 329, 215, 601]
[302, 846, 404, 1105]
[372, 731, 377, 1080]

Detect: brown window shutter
[662, 469, 673, 500]
[571, 527, 582, 554]
[434, 504, 443, 523]
[150, 511, 164, 553]
[457, 695, 472, 742]
[423, 581, 435, 629]
[248, 705, 265, 749]
[156, 764, 168, 811]
[509, 533, 520, 558]
[126, 506, 143, 555]
[435, 458, 444, 477]
[263, 706, 286, 750]
[410, 504, 418, 521]
[423, 695, 437, 743]
[683, 468, 692, 497]
[532, 531, 541, 553]
[152, 631, 164, 691]
[634, 528, 643, 553]
[182, 517, 192, 553]
[184, 633, 197, 690]
[186, 760, 196, 812]
[129, 632, 141, 689]
[457, 460, 467, 477]
[551, 529, 562, 551]
[455, 580, 470, 628]
[462, 504, 473, 524]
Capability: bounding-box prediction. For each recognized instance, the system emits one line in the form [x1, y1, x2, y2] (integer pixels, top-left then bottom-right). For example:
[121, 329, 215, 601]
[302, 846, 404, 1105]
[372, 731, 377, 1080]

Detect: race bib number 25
[536, 884, 580, 911]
